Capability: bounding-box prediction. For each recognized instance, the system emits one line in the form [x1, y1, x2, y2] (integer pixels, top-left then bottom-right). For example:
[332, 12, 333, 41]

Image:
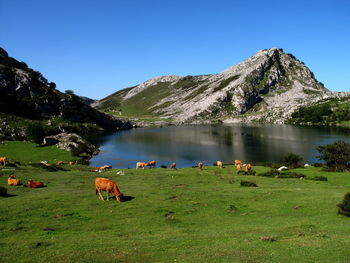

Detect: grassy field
[0, 145, 350, 262]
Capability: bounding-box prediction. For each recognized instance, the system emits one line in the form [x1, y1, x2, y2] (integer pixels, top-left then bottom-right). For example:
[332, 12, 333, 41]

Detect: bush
[258, 169, 280, 177]
[306, 176, 328, 181]
[337, 193, 350, 217]
[284, 152, 303, 168]
[240, 180, 258, 187]
[0, 186, 7, 196]
[276, 172, 306, 179]
[317, 140, 350, 172]
[245, 169, 256, 175]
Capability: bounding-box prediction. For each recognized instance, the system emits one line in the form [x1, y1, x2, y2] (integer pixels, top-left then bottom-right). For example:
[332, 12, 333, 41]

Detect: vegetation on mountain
[290, 96, 350, 126]
[0, 47, 131, 144]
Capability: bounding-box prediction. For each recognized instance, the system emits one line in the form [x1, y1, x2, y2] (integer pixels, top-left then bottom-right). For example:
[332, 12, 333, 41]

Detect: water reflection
[90, 124, 350, 168]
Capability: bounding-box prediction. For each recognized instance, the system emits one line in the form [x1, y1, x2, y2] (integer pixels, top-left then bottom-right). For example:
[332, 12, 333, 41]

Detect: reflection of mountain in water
[90, 124, 350, 168]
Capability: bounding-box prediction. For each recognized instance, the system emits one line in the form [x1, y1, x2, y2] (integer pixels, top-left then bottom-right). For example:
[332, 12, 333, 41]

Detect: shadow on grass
[122, 196, 135, 202]
[0, 193, 17, 198]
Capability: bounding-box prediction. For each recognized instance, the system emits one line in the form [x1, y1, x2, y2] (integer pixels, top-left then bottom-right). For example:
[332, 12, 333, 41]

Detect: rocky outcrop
[43, 133, 99, 156]
[94, 48, 348, 124]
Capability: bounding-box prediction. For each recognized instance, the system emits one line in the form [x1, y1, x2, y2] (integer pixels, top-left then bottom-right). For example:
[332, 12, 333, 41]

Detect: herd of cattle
[1, 156, 252, 202]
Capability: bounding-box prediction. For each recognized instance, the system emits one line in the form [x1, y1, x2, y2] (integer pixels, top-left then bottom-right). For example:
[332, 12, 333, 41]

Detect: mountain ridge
[94, 48, 348, 124]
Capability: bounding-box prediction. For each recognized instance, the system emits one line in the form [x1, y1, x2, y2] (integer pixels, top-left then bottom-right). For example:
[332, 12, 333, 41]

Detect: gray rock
[43, 133, 99, 156]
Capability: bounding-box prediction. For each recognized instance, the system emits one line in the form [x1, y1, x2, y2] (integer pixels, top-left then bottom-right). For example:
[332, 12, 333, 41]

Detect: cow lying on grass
[95, 177, 123, 202]
[7, 175, 20, 186]
[25, 180, 46, 188]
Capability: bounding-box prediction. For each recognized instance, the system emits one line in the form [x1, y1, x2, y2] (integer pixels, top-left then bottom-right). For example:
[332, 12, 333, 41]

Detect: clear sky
[1, 0, 349, 99]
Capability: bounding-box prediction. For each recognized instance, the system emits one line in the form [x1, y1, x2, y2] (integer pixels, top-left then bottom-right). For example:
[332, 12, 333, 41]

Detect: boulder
[43, 133, 99, 156]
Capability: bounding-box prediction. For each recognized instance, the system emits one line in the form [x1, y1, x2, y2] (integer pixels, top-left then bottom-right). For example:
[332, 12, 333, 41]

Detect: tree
[283, 152, 303, 168]
[317, 140, 350, 172]
[65, 90, 75, 95]
[337, 192, 350, 217]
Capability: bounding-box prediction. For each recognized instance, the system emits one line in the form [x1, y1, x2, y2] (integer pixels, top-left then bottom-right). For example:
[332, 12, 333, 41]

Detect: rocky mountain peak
[94, 48, 346, 124]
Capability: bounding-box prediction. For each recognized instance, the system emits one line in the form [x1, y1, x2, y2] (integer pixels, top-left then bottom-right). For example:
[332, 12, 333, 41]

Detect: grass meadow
[0, 143, 349, 262]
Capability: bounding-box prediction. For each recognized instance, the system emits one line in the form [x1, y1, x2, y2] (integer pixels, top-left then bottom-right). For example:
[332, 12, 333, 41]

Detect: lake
[89, 124, 350, 168]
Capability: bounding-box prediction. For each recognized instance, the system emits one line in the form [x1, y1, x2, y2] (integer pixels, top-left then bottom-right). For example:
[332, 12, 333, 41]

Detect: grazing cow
[0, 157, 8, 166]
[245, 164, 252, 173]
[217, 161, 223, 168]
[95, 165, 112, 173]
[146, 160, 156, 168]
[95, 177, 123, 202]
[26, 180, 45, 188]
[236, 164, 243, 172]
[234, 160, 243, 166]
[198, 162, 203, 170]
[170, 163, 176, 169]
[7, 175, 20, 186]
[136, 162, 147, 169]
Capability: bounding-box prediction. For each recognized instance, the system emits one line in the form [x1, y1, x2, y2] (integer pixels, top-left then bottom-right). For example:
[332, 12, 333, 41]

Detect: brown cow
[146, 160, 156, 168]
[217, 161, 223, 168]
[170, 163, 176, 169]
[26, 180, 45, 188]
[234, 160, 243, 166]
[7, 175, 20, 186]
[0, 157, 8, 166]
[95, 165, 112, 173]
[136, 162, 147, 169]
[236, 164, 243, 172]
[95, 177, 123, 202]
[245, 164, 252, 173]
[198, 162, 203, 170]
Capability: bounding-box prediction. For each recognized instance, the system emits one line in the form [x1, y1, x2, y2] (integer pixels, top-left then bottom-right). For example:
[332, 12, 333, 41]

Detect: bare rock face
[94, 48, 347, 124]
[43, 133, 99, 156]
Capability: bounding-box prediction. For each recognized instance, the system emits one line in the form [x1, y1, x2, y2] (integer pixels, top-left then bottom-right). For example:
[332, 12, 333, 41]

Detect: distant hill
[93, 48, 349, 124]
[0, 47, 131, 141]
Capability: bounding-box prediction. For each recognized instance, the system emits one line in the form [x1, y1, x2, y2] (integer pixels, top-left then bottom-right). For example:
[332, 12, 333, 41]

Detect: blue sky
[1, 0, 349, 99]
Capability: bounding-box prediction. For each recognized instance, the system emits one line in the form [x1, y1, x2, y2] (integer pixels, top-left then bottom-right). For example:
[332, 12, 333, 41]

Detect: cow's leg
[106, 192, 109, 201]
[98, 191, 104, 201]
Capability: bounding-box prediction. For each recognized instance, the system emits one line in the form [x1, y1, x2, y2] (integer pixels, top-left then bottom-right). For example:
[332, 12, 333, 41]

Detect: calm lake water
[89, 124, 350, 168]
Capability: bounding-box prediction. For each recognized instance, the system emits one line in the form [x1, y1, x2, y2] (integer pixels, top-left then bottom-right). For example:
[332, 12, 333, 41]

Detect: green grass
[0, 141, 77, 163]
[1, 154, 349, 262]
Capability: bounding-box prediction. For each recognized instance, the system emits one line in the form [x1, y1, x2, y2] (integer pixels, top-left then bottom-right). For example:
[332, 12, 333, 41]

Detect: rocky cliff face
[94, 48, 347, 124]
[0, 47, 131, 130]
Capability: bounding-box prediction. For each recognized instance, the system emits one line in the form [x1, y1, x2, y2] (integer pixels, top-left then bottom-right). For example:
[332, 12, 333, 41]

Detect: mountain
[0, 47, 131, 141]
[93, 48, 348, 124]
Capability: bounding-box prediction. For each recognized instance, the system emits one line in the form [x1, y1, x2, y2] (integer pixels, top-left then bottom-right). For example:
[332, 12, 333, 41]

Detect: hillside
[0, 47, 131, 141]
[93, 48, 348, 124]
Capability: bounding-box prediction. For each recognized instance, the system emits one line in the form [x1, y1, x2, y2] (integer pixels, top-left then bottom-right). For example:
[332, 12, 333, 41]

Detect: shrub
[240, 180, 258, 187]
[0, 186, 7, 196]
[284, 152, 303, 168]
[26, 122, 47, 144]
[337, 193, 350, 217]
[317, 140, 350, 172]
[277, 172, 306, 179]
[306, 176, 328, 181]
[258, 169, 280, 177]
[245, 169, 256, 175]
